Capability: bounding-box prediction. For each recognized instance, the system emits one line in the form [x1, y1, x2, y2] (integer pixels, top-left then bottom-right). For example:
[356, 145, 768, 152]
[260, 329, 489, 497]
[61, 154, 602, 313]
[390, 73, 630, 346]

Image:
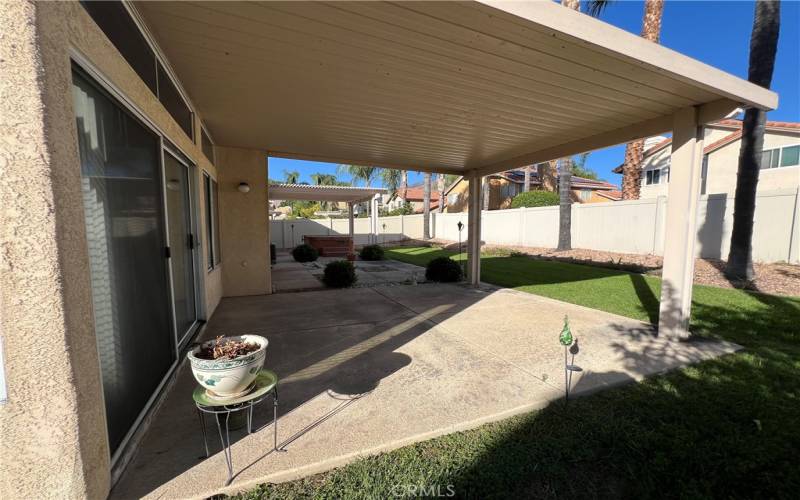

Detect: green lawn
[238, 247, 800, 499]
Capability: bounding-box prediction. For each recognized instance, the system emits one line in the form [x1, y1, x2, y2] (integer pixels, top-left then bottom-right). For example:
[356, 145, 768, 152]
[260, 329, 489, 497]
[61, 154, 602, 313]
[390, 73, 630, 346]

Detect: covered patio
[3, 2, 780, 499]
[136, 0, 777, 340]
[122, 0, 773, 496]
[112, 282, 738, 499]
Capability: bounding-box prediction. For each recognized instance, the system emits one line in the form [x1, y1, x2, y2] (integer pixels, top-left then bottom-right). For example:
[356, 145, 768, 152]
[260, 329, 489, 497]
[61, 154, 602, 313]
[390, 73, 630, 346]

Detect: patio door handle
[165, 246, 171, 259]
[188, 233, 195, 249]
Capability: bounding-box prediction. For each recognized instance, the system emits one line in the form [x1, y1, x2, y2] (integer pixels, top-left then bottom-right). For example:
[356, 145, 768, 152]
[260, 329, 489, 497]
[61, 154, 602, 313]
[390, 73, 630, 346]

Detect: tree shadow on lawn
[445, 295, 800, 499]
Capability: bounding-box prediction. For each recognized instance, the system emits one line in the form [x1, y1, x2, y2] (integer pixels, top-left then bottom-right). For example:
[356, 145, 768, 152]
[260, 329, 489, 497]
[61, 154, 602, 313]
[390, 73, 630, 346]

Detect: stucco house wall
[0, 2, 268, 498]
[639, 125, 800, 199]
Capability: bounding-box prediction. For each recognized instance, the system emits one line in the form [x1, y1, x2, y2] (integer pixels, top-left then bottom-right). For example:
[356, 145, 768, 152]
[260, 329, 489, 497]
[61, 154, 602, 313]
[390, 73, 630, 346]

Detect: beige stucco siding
[0, 2, 109, 498]
[640, 128, 800, 199]
[218, 147, 271, 297]
[1, 2, 238, 498]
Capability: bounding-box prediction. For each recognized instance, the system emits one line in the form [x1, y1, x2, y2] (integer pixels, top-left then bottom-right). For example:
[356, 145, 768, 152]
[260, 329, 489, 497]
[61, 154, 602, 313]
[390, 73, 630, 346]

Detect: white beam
[268, 150, 464, 176]
[476, 1, 777, 110]
[658, 107, 704, 340]
[348, 202, 355, 254]
[466, 172, 482, 286]
[474, 99, 740, 177]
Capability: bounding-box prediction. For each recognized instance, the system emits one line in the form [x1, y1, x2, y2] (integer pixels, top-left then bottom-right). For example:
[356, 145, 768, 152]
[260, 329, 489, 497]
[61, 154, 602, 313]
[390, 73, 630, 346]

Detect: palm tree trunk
[482, 176, 490, 210]
[401, 171, 408, 201]
[726, 0, 780, 281]
[437, 174, 445, 213]
[523, 165, 531, 192]
[423, 172, 431, 239]
[621, 0, 664, 200]
[557, 157, 573, 251]
[554, 0, 582, 250]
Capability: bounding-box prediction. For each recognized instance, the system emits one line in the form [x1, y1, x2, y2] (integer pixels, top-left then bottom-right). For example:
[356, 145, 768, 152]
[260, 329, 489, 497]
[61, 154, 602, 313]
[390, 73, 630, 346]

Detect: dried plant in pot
[188, 335, 268, 399]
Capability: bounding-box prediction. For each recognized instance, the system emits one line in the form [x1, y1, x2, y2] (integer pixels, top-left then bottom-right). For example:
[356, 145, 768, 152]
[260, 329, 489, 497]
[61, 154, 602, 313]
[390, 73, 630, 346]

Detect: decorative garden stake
[559, 315, 582, 401]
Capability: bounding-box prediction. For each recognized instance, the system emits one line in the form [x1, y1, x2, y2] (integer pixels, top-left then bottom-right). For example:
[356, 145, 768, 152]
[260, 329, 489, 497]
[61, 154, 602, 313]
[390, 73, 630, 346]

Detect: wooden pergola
[137, 0, 777, 338]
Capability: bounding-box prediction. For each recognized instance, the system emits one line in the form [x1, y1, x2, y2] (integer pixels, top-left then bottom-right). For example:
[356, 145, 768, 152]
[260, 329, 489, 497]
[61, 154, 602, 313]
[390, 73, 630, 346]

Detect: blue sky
[270, 1, 799, 187]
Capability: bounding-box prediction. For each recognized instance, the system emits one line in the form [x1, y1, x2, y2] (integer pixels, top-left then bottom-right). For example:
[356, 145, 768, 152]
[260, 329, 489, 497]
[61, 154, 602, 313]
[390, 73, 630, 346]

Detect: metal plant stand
[193, 369, 284, 486]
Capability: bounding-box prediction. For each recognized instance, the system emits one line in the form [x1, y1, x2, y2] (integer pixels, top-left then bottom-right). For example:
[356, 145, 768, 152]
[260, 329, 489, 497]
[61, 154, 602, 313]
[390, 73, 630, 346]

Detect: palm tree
[310, 173, 339, 210]
[556, 0, 582, 250]
[437, 173, 446, 213]
[555, 0, 612, 251]
[422, 172, 432, 239]
[283, 170, 300, 184]
[338, 164, 380, 216]
[310, 173, 337, 186]
[400, 170, 409, 201]
[381, 168, 402, 198]
[337, 164, 379, 187]
[523, 165, 532, 192]
[620, 0, 665, 200]
[726, 0, 781, 282]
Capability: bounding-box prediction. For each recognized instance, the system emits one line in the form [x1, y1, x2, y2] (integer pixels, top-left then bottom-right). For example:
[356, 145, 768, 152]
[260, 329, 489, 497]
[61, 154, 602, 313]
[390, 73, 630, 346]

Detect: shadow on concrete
[111, 286, 484, 499]
[445, 292, 800, 498]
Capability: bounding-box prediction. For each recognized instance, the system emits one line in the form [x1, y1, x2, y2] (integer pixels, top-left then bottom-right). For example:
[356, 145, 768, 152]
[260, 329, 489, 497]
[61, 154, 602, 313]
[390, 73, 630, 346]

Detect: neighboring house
[386, 184, 441, 213]
[612, 119, 800, 198]
[444, 168, 620, 213]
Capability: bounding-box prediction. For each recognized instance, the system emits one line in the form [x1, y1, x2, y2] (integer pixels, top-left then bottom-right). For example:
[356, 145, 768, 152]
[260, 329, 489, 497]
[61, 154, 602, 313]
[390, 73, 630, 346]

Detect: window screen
[157, 62, 194, 139]
[80, 0, 157, 94]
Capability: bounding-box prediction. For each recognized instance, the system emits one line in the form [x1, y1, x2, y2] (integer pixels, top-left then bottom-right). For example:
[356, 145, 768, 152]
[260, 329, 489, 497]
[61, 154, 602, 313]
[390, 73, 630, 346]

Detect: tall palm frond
[283, 170, 300, 184]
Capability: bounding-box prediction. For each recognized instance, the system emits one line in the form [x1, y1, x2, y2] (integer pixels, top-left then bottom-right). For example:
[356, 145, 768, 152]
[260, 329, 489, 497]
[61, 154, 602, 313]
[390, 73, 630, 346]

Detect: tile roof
[596, 190, 623, 201]
[402, 184, 441, 201]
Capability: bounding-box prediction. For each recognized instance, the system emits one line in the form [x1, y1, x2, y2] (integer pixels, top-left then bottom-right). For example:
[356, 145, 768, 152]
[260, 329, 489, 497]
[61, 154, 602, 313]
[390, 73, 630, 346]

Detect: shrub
[359, 244, 385, 261]
[510, 190, 560, 208]
[292, 243, 318, 262]
[425, 257, 463, 282]
[323, 260, 357, 288]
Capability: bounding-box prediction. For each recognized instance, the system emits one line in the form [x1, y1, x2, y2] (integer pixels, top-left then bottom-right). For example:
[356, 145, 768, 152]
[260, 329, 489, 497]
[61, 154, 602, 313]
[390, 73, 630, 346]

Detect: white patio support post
[371, 194, 379, 245]
[348, 202, 355, 254]
[658, 107, 704, 340]
[466, 171, 482, 287]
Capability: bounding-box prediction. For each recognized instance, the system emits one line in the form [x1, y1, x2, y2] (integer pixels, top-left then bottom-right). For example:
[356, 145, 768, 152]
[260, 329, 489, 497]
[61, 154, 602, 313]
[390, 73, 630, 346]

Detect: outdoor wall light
[238, 182, 251, 193]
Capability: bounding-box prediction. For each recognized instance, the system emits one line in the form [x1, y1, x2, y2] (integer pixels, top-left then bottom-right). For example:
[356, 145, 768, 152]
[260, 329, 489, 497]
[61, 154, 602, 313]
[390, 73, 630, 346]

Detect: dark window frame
[81, 0, 195, 142]
[201, 126, 215, 164]
[203, 172, 221, 270]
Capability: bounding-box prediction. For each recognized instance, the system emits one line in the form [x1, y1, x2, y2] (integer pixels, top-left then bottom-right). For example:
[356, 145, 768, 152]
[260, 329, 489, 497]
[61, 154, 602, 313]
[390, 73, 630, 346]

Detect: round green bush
[359, 244, 385, 261]
[510, 190, 560, 208]
[425, 257, 463, 282]
[292, 243, 318, 262]
[323, 260, 357, 288]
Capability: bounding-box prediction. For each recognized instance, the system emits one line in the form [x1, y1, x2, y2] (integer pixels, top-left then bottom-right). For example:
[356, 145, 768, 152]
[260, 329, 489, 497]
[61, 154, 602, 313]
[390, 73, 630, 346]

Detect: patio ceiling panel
[135, 1, 776, 175]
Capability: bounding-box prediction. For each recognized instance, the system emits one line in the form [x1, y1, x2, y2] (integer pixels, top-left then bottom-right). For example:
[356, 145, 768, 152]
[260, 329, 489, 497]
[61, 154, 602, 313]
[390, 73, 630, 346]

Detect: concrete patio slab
[272, 253, 424, 292]
[111, 283, 740, 499]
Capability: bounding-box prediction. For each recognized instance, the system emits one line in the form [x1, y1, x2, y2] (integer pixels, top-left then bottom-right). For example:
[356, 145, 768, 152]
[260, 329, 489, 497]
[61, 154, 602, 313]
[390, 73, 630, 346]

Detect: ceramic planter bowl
[188, 335, 268, 398]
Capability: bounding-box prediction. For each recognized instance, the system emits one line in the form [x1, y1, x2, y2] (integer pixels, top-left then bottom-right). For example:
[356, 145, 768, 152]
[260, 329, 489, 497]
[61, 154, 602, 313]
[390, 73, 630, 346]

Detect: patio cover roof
[135, 1, 777, 175]
[269, 183, 387, 203]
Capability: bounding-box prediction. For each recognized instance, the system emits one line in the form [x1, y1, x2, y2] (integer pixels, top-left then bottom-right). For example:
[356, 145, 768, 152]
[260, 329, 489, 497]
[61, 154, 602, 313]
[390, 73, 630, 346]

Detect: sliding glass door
[164, 151, 198, 345]
[73, 67, 176, 454]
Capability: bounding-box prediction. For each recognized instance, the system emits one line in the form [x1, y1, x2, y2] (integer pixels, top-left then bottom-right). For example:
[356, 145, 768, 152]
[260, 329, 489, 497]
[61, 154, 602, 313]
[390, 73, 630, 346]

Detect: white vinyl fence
[271, 188, 800, 264]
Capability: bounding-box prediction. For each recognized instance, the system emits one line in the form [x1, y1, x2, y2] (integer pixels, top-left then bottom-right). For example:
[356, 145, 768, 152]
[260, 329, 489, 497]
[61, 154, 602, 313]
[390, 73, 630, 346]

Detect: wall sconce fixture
[238, 182, 251, 193]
